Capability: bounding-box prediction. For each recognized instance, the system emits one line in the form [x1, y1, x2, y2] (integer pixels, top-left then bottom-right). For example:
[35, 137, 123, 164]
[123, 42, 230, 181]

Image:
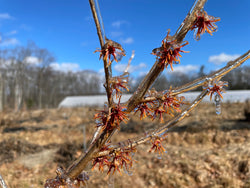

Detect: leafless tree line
[132, 65, 250, 92]
[0, 41, 248, 112]
[0, 42, 101, 111]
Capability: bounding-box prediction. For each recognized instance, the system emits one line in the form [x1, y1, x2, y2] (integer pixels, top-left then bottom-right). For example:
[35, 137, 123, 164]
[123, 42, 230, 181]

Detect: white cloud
[114, 62, 146, 73]
[0, 38, 19, 47]
[6, 30, 17, 36]
[24, 56, 41, 65]
[20, 24, 32, 31]
[0, 13, 14, 20]
[80, 42, 87, 47]
[168, 65, 199, 74]
[110, 31, 123, 38]
[138, 71, 148, 77]
[50, 62, 80, 72]
[111, 20, 128, 28]
[98, 68, 104, 74]
[120, 37, 134, 44]
[208, 53, 240, 65]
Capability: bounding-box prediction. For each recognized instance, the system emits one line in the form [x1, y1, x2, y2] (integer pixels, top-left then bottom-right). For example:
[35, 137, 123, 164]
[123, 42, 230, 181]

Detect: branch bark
[126, 0, 208, 112]
[65, 0, 209, 179]
[95, 89, 209, 158]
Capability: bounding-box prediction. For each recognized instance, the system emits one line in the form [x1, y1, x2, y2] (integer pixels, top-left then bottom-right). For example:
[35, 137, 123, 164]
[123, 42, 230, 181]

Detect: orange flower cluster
[95, 38, 125, 66]
[94, 102, 129, 130]
[162, 91, 185, 114]
[204, 80, 228, 100]
[135, 90, 184, 123]
[134, 102, 154, 120]
[191, 10, 220, 40]
[110, 73, 129, 98]
[92, 146, 136, 175]
[152, 30, 188, 71]
[149, 136, 166, 155]
[92, 144, 112, 172]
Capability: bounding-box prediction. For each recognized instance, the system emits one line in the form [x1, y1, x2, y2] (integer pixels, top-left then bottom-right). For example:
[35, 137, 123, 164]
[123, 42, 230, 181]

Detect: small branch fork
[126, 0, 208, 112]
[95, 89, 209, 158]
[45, 0, 249, 185]
[142, 50, 250, 102]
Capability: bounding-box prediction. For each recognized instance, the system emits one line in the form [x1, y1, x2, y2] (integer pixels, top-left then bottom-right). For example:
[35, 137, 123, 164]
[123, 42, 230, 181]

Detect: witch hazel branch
[44, 0, 250, 187]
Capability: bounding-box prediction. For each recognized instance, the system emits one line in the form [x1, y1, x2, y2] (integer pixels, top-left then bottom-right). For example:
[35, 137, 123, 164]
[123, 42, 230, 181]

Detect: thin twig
[141, 50, 250, 102]
[65, 0, 208, 179]
[66, 0, 113, 179]
[89, 0, 112, 106]
[124, 50, 135, 73]
[95, 89, 209, 158]
[126, 0, 208, 112]
[171, 50, 250, 95]
[174, 0, 208, 43]
[95, 49, 250, 157]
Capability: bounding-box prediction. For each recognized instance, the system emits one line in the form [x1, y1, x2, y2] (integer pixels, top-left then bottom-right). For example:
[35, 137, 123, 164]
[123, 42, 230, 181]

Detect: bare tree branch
[126, 0, 208, 112]
[89, 0, 112, 106]
[95, 89, 209, 158]
[141, 50, 250, 103]
[58, 0, 248, 183]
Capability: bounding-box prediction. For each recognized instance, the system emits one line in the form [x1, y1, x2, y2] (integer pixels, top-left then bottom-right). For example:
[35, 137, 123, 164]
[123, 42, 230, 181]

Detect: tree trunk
[15, 82, 22, 112]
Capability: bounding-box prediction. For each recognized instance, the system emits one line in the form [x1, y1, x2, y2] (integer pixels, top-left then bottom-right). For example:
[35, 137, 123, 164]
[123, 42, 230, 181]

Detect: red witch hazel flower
[109, 100, 129, 128]
[92, 144, 111, 172]
[94, 98, 129, 131]
[152, 106, 166, 123]
[107, 147, 136, 175]
[204, 80, 228, 100]
[134, 102, 153, 120]
[149, 136, 166, 155]
[152, 30, 188, 71]
[94, 108, 109, 129]
[191, 10, 220, 40]
[95, 38, 125, 66]
[162, 90, 184, 115]
[110, 73, 129, 98]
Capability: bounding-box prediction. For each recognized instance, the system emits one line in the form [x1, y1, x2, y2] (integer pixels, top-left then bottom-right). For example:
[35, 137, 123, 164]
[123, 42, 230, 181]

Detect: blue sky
[0, 0, 249, 77]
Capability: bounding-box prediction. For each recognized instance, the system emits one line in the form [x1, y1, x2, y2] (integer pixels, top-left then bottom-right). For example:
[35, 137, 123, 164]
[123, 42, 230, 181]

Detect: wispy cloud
[50, 62, 80, 72]
[114, 62, 146, 73]
[110, 31, 123, 38]
[0, 38, 20, 47]
[208, 53, 240, 65]
[20, 24, 32, 31]
[111, 20, 129, 29]
[0, 13, 14, 20]
[6, 30, 18, 36]
[80, 42, 87, 47]
[168, 65, 199, 74]
[138, 71, 148, 77]
[85, 15, 93, 22]
[120, 37, 134, 44]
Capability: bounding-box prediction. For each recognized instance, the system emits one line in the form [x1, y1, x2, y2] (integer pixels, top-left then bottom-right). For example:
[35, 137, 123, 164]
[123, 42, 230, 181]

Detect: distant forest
[0, 42, 249, 110]
[138, 64, 250, 92]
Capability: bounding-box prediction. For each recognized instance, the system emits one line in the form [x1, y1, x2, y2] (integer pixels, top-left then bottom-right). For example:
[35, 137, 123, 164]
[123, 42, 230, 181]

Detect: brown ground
[0, 103, 249, 188]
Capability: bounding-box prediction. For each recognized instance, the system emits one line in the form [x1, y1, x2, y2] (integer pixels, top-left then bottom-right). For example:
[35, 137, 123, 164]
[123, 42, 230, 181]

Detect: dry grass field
[0, 102, 249, 188]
